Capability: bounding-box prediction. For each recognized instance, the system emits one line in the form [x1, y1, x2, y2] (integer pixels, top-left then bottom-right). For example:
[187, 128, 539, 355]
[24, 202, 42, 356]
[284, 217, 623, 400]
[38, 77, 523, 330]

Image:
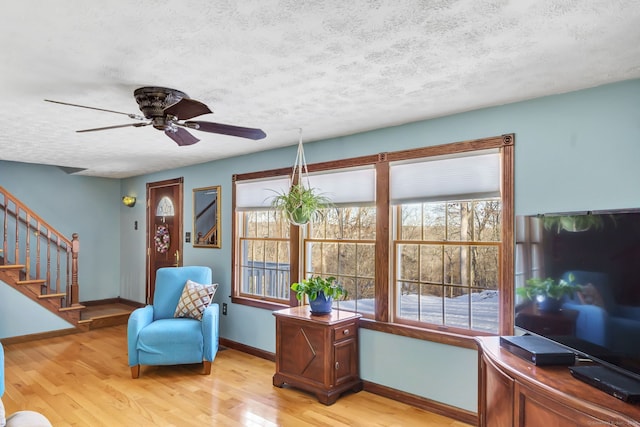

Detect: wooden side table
[273, 306, 363, 405]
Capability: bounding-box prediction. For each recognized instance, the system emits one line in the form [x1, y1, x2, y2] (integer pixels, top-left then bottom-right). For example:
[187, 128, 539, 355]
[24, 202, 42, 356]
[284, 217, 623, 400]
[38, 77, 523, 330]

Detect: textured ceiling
[1, 1, 639, 178]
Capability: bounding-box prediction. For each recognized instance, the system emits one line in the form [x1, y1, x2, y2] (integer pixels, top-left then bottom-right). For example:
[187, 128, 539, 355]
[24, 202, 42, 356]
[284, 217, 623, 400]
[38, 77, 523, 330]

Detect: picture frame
[193, 185, 221, 248]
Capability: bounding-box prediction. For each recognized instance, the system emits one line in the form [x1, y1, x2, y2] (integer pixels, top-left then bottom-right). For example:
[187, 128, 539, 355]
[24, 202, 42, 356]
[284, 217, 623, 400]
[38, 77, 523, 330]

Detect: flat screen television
[515, 209, 640, 382]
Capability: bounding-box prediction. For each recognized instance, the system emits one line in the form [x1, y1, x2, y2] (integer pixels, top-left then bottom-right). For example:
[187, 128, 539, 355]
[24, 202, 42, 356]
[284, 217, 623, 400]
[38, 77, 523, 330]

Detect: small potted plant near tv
[291, 276, 347, 314]
[516, 273, 581, 312]
[270, 183, 332, 225]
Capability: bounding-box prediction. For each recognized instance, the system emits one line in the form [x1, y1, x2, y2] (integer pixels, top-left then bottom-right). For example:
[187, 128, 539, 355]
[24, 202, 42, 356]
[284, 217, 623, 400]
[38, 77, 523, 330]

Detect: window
[238, 210, 291, 302]
[393, 200, 501, 333]
[389, 150, 502, 334]
[232, 134, 514, 341]
[305, 206, 377, 316]
[299, 167, 377, 314]
[234, 177, 293, 306]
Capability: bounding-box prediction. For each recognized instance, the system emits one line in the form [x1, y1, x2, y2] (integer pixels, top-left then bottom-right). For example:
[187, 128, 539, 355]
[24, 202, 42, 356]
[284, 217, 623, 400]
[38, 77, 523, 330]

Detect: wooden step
[17, 279, 47, 285]
[59, 304, 86, 312]
[38, 292, 66, 299]
[87, 313, 131, 329]
[0, 264, 25, 270]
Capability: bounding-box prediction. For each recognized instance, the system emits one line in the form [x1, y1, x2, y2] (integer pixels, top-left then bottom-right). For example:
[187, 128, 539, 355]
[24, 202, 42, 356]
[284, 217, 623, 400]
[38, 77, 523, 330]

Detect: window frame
[236, 209, 292, 304]
[391, 200, 502, 334]
[232, 134, 515, 347]
[303, 205, 378, 317]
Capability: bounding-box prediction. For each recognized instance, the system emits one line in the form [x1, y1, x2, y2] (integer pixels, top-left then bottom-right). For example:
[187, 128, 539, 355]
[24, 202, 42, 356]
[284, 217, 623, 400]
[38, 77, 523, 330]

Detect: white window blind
[307, 167, 376, 205]
[235, 177, 291, 210]
[390, 151, 500, 204]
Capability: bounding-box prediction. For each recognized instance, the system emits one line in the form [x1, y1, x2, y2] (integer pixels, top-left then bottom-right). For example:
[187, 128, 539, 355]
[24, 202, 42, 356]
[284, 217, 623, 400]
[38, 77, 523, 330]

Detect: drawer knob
[335, 362, 340, 370]
[343, 329, 350, 335]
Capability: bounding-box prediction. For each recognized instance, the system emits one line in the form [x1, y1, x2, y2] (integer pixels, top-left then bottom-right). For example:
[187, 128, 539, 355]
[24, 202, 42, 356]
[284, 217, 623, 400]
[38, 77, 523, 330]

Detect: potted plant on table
[291, 276, 347, 314]
[516, 273, 581, 312]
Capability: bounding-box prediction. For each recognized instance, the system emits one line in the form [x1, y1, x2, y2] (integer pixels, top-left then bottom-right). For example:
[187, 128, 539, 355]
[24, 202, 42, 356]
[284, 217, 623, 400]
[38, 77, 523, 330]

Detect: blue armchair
[127, 266, 219, 378]
[1, 343, 53, 426]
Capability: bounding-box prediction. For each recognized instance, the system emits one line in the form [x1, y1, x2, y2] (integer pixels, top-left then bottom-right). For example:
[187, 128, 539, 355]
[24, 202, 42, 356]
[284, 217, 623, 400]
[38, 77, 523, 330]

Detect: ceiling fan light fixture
[151, 116, 170, 130]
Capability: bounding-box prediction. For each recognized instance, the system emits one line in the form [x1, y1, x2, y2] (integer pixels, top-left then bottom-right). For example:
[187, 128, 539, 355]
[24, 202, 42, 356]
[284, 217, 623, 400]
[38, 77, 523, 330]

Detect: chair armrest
[201, 303, 220, 362]
[563, 302, 609, 346]
[127, 305, 154, 367]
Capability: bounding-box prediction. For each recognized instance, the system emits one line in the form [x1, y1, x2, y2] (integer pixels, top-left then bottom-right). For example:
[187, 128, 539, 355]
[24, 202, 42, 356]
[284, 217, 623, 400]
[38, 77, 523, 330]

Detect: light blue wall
[0, 282, 73, 338]
[0, 161, 121, 334]
[360, 329, 478, 410]
[1, 79, 639, 413]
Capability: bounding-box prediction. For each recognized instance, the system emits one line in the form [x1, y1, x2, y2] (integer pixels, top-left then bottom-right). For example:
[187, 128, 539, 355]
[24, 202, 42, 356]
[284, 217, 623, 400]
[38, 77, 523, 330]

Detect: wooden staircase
[0, 260, 86, 331]
[0, 187, 87, 332]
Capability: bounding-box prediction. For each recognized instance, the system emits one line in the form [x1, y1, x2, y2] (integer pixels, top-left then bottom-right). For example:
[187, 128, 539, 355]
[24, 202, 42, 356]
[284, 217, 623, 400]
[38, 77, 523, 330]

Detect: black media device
[499, 335, 576, 366]
[569, 365, 640, 404]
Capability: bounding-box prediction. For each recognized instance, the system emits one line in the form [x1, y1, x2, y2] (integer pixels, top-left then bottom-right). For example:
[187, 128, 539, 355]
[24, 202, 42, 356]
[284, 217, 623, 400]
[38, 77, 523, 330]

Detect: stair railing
[0, 186, 80, 307]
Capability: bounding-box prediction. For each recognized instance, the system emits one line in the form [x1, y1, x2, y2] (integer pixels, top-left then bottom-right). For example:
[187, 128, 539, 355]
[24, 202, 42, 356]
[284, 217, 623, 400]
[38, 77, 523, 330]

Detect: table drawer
[333, 322, 357, 342]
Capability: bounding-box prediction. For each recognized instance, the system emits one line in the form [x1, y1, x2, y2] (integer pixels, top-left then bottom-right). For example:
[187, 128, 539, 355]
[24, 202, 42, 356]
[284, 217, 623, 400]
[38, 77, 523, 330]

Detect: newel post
[69, 233, 80, 307]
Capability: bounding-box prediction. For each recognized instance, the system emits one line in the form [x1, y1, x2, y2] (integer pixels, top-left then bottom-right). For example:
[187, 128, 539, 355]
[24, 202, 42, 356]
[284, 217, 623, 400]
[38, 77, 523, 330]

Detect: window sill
[231, 295, 292, 311]
[359, 318, 488, 350]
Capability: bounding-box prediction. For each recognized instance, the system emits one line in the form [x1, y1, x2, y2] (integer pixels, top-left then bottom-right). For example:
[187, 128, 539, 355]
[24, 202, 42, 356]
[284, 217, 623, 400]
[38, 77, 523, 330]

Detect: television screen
[515, 209, 640, 381]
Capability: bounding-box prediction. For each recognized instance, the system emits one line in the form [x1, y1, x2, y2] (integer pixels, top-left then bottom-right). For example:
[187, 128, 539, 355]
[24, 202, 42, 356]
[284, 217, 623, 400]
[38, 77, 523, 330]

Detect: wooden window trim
[231, 134, 515, 339]
[359, 318, 482, 350]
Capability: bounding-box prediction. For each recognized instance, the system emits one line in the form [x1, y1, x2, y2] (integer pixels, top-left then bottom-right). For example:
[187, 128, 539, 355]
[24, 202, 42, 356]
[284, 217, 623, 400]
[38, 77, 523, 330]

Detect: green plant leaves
[270, 184, 332, 225]
[290, 276, 347, 301]
[516, 273, 580, 301]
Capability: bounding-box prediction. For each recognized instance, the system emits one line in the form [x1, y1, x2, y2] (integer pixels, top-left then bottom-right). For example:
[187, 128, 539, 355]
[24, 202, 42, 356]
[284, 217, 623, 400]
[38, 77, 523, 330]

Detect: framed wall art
[193, 185, 221, 248]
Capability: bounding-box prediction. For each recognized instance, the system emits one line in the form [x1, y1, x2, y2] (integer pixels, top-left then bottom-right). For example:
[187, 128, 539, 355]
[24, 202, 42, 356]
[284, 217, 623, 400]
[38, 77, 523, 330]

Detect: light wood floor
[80, 303, 137, 320]
[2, 325, 473, 426]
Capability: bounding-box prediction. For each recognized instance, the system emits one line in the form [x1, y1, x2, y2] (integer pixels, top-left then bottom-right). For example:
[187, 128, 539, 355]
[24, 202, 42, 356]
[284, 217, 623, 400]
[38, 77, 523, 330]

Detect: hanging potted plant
[291, 276, 347, 315]
[270, 183, 332, 225]
[270, 129, 332, 225]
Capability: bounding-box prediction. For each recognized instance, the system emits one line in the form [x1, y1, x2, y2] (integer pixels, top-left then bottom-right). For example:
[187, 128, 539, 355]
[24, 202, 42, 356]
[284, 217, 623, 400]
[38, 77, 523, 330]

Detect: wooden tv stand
[475, 336, 640, 426]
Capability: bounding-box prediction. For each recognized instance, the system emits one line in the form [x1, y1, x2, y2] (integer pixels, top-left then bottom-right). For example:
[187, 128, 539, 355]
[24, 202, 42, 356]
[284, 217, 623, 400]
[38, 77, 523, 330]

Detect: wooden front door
[146, 177, 183, 304]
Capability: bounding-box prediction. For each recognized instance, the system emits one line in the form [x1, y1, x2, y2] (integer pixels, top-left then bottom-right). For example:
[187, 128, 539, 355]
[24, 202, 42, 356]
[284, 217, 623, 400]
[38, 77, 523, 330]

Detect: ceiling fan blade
[164, 98, 212, 120]
[185, 121, 267, 140]
[165, 127, 200, 146]
[76, 122, 151, 133]
[45, 99, 144, 120]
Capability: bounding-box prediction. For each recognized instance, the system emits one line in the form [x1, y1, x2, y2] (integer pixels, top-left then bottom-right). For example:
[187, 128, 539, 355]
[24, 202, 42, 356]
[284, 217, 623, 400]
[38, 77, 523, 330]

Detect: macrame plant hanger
[270, 127, 330, 226]
[291, 128, 310, 189]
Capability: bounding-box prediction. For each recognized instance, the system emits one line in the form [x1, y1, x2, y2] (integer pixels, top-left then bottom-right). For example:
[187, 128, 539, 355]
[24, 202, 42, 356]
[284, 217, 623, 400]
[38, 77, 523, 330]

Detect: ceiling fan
[45, 86, 266, 146]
